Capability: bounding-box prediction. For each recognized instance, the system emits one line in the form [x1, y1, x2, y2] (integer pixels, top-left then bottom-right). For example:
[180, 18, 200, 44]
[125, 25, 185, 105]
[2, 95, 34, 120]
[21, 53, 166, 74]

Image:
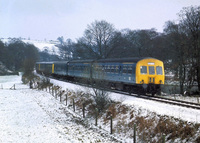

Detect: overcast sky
[0, 0, 200, 41]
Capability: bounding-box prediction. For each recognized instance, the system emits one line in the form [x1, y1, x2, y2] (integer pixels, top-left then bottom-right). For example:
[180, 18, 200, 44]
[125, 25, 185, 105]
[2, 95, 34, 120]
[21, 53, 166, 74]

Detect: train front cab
[136, 58, 165, 95]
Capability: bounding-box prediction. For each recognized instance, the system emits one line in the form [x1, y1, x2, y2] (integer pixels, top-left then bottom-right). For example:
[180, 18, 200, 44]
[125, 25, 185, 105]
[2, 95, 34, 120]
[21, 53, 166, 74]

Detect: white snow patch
[0, 75, 117, 143]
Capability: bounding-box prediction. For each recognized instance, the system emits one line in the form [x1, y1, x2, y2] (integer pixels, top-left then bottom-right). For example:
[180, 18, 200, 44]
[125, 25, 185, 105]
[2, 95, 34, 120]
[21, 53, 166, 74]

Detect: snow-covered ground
[0, 75, 118, 143]
[50, 78, 200, 124]
[1, 74, 200, 142]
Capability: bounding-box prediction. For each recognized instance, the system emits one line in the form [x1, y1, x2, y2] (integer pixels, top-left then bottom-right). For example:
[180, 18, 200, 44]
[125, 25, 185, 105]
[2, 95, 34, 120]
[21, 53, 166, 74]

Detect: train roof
[68, 57, 157, 63]
[53, 61, 69, 64]
[36, 61, 69, 64]
[36, 57, 159, 64]
[95, 57, 156, 63]
[36, 62, 54, 64]
[68, 59, 94, 63]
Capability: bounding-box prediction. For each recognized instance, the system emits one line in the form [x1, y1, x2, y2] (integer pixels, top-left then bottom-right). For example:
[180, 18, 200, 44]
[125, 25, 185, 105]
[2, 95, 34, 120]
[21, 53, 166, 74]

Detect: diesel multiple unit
[36, 57, 165, 95]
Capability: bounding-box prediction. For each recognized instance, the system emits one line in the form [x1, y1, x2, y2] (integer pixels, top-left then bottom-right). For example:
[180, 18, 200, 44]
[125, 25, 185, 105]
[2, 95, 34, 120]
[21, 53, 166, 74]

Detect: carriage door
[148, 66, 155, 83]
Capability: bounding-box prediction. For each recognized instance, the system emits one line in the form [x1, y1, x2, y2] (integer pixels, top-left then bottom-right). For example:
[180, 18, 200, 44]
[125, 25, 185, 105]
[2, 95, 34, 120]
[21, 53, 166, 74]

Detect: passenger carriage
[36, 57, 164, 95]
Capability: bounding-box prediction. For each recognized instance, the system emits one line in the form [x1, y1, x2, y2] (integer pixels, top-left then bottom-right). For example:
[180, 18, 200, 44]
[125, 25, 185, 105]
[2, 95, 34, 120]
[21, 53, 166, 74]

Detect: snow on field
[49, 78, 200, 123]
[1, 74, 200, 142]
[0, 75, 118, 143]
[23, 40, 60, 55]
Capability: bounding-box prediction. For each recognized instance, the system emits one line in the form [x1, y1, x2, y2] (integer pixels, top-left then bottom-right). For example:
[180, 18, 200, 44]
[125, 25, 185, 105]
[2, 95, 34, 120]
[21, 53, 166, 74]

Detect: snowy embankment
[50, 78, 200, 124]
[0, 75, 118, 143]
[49, 77, 200, 142]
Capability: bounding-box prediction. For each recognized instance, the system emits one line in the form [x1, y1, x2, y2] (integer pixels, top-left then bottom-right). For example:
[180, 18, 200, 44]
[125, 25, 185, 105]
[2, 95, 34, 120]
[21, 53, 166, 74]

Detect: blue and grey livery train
[36, 57, 165, 95]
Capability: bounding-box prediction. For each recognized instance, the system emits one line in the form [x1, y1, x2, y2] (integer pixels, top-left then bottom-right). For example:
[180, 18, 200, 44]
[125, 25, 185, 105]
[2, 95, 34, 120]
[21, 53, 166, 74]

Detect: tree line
[0, 6, 199, 95]
[0, 38, 39, 73]
[57, 6, 200, 95]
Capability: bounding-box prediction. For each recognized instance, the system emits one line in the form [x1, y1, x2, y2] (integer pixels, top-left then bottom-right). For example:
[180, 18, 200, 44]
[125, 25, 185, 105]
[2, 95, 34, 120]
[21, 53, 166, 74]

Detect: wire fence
[36, 82, 167, 143]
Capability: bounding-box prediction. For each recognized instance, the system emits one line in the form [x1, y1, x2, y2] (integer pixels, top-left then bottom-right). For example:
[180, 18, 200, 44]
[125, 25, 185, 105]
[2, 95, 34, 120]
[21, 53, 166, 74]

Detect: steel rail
[44, 75, 200, 110]
[108, 89, 200, 110]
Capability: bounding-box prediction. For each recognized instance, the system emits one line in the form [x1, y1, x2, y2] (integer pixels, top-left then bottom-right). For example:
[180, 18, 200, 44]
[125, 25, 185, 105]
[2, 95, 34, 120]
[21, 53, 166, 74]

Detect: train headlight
[159, 80, 163, 84]
[140, 80, 144, 84]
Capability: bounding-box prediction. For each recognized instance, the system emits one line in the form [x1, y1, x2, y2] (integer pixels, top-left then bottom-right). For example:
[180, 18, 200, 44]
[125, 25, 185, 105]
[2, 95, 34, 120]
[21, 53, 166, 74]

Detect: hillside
[1, 38, 60, 55]
[0, 62, 18, 75]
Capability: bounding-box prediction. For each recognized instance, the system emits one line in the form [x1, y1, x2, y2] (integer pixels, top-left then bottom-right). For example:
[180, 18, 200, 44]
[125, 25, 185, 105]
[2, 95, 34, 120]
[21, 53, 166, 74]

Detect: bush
[92, 89, 111, 112]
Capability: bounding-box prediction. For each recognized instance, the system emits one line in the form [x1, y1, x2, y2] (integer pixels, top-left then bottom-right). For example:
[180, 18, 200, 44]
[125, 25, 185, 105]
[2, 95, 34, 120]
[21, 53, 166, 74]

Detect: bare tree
[57, 36, 64, 45]
[78, 20, 115, 59]
[179, 6, 200, 92]
[164, 21, 190, 95]
[57, 38, 73, 60]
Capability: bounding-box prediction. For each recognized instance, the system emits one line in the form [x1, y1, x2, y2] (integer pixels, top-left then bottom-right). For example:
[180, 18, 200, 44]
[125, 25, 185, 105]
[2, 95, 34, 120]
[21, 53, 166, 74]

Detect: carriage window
[128, 66, 132, 74]
[116, 66, 119, 74]
[111, 66, 114, 73]
[106, 66, 110, 73]
[156, 66, 163, 75]
[123, 66, 127, 74]
[85, 66, 89, 72]
[104, 66, 107, 72]
[149, 66, 155, 75]
[74, 66, 77, 71]
[140, 66, 147, 74]
[102, 66, 104, 71]
[98, 66, 102, 72]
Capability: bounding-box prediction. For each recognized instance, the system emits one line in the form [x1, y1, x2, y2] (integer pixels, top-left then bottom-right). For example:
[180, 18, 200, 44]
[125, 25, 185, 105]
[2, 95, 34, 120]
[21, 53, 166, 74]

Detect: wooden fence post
[73, 99, 75, 112]
[55, 89, 57, 99]
[65, 94, 68, 106]
[82, 103, 85, 118]
[162, 134, 165, 143]
[110, 115, 113, 134]
[60, 91, 62, 102]
[52, 87, 54, 96]
[10, 84, 16, 90]
[95, 108, 98, 126]
[133, 124, 136, 143]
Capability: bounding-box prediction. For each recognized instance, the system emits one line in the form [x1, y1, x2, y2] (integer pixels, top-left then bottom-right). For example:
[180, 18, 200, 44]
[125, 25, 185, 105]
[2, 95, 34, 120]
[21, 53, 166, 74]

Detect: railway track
[74, 80, 200, 110]
[45, 75, 200, 110]
[109, 89, 200, 110]
[152, 96, 200, 110]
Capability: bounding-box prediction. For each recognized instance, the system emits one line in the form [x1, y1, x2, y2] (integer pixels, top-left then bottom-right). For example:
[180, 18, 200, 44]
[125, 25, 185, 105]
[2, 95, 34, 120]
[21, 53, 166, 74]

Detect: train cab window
[140, 66, 147, 74]
[149, 66, 155, 75]
[156, 66, 163, 75]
